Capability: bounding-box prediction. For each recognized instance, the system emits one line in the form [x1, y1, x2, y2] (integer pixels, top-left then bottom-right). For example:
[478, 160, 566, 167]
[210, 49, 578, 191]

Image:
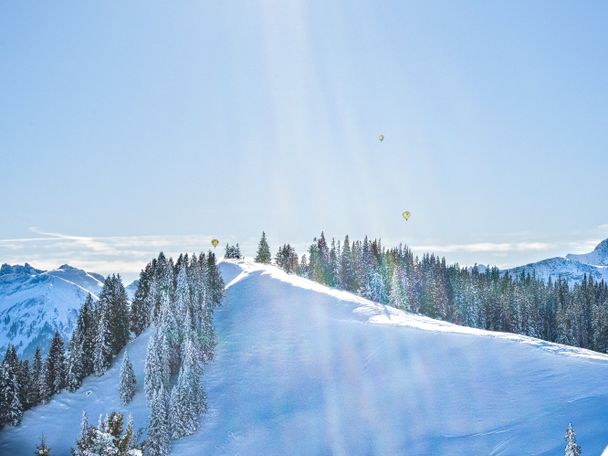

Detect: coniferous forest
[0, 251, 223, 456]
[272, 233, 608, 354]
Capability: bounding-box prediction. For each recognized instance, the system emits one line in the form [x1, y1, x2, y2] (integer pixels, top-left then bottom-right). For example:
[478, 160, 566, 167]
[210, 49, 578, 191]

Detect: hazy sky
[1, 1, 607, 280]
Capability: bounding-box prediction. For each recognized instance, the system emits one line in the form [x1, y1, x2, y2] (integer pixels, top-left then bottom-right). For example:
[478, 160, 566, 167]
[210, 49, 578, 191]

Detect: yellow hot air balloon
[211, 239, 219, 248]
[402, 211, 411, 221]
[378, 134, 384, 142]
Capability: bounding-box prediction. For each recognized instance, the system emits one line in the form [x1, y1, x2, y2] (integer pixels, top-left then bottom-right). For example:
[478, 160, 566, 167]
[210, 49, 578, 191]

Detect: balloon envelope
[402, 211, 411, 221]
[211, 239, 219, 248]
[378, 134, 384, 142]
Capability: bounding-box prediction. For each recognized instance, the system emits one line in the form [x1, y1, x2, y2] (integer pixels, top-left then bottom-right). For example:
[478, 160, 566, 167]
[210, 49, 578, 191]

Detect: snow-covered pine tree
[389, 265, 406, 310]
[34, 433, 51, 456]
[158, 299, 180, 375]
[3, 344, 30, 410]
[206, 252, 224, 309]
[119, 415, 137, 454]
[66, 333, 85, 392]
[147, 385, 170, 456]
[73, 412, 141, 456]
[108, 275, 131, 355]
[564, 423, 581, 456]
[339, 235, 354, 291]
[66, 294, 93, 391]
[0, 362, 22, 427]
[144, 329, 169, 402]
[73, 294, 97, 379]
[72, 411, 93, 456]
[28, 347, 42, 407]
[44, 331, 66, 396]
[168, 380, 189, 440]
[174, 260, 190, 336]
[119, 351, 136, 405]
[130, 266, 151, 337]
[18, 360, 32, 411]
[255, 231, 272, 264]
[3, 344, 18, 368]
[93, 306, 113, 376]
[185, 338, 206, 416]
[169, 339, 202, 439]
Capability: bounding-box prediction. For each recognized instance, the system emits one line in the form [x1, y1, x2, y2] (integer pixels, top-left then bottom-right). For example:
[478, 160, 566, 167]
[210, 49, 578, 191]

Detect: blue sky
[1, 1, 607, 280]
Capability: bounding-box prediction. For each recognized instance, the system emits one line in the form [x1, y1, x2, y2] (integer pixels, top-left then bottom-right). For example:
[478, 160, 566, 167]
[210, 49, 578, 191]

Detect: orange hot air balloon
[211, 239, 219, 248]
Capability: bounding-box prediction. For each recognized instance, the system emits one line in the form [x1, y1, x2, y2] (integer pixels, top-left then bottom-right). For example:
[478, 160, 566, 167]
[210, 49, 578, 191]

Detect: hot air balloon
[402, 211, 411, 221]
[211, 239, 219, 248]
[378, 134, 384, 142]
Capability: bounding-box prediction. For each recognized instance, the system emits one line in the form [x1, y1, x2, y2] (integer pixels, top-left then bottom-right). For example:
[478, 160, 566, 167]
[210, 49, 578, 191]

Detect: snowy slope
[2, 260, 608, 455]
[508, 239, 608, 285]
[0, 264, 104, 358]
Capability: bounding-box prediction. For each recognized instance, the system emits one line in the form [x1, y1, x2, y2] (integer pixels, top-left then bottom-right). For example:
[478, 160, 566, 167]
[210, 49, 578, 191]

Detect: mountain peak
[565, 238, 608, 267]
[593, 238, 608, 253]
[0, 263, 44, 277]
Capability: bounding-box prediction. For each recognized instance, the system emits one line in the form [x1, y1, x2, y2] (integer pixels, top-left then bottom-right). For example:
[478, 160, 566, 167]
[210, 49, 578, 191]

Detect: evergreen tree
[389, 266, 406, 310]
[0, 362, 22, 427]
[130, 267, 152, 336]
[30, 347, 43, 406]
[72, 411, 141, 456]
[98, 275, 130, 356]
[79, 295, 97, 376]
[147, 385, 170, 456]
[255, 232, 272, 264]
[19, 360, 32, 410]
[119, 351, 137, 405]
[144, 329, 169, 402]
[169, 339, 203, 439]
[224, 244, 242, 259]
[3, 345, 30, 410]
[35, 433, 51, 456]
[93, 307, 112, 376]
[564, 423, 581, 456]
[206, 252, 224, 308]
[3, 344, 18, 368]
[120, 415, 137, 454]
[44, 332, 66, 396]
[339, 235, 354, 291]
[66, 298, 93, 392]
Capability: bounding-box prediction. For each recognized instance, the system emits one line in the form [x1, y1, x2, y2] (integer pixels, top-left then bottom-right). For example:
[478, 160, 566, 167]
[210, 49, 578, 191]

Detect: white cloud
[411, 242, 554, 254]
[0, 229, 225, 281]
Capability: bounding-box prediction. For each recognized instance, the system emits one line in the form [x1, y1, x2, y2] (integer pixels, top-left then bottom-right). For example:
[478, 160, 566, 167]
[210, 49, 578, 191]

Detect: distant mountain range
[0, 264, 105, 358]
[508, 238, 608, 284]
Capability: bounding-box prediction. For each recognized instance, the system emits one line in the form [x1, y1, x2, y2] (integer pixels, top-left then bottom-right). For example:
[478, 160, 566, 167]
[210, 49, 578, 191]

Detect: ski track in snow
[1, 259, 608, 455]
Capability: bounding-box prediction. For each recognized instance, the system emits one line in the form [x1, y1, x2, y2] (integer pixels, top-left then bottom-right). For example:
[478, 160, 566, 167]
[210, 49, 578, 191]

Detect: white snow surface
[0, 264, 104, 358]
[2, 259, 608, 455]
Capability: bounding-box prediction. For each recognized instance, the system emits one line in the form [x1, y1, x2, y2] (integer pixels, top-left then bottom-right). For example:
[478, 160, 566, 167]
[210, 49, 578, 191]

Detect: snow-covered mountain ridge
[507, 238, 608, 284]
[0, 263, 105, 358]
[567, 238, 608, 266]
[3, 259, 607, 455]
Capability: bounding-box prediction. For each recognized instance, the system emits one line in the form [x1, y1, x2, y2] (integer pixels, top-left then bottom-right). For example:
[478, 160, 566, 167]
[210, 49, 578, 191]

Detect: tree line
[263, 232, 608, 354]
